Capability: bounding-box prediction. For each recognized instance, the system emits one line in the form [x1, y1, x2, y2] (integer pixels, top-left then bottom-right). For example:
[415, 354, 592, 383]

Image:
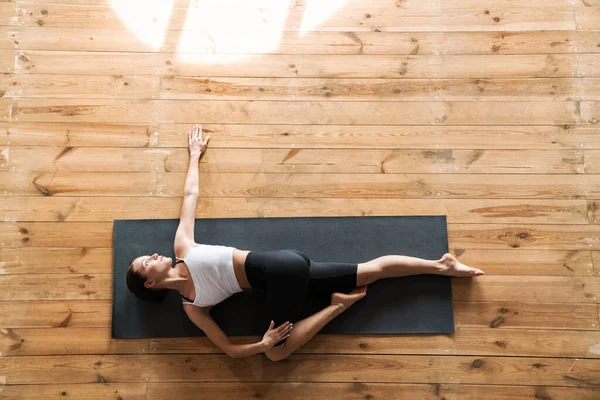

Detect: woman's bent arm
[184, 305, 267, 358]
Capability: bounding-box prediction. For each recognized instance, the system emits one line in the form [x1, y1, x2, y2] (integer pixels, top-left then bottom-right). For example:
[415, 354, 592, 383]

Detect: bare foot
[439, 253, 485, 277]
[331, 287, 367, 310]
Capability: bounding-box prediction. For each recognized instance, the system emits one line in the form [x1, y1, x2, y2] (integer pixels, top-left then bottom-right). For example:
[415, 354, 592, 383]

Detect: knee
[357, 261, 383, 286]
[265, 345, 289, 362]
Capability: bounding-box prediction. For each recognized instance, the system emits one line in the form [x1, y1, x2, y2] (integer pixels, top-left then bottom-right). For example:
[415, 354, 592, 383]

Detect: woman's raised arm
[174, 125, 210, 254]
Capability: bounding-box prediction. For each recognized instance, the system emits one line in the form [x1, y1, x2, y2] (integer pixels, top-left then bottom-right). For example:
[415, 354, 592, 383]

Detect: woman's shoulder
[175, 242, 199, 261]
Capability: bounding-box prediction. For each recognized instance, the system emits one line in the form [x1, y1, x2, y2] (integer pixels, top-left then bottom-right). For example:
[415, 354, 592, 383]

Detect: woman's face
[133, 253, 173, 288]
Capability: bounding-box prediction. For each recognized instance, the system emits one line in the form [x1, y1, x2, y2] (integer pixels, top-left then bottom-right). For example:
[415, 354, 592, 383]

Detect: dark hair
[126, 259, 168, 303]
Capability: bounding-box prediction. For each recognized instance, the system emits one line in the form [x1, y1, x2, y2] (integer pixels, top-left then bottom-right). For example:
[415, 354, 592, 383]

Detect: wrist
[258, 340, 269, 352]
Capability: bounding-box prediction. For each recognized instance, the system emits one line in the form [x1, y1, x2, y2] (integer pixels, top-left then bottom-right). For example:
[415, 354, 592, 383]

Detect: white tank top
[179, 244, 242, 307]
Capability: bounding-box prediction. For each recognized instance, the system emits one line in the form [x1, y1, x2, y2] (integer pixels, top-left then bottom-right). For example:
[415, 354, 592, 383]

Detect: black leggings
[244, 249, 358, 338]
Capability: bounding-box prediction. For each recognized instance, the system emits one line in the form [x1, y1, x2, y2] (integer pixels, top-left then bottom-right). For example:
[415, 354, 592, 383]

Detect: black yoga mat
[112, 216, 454, 339]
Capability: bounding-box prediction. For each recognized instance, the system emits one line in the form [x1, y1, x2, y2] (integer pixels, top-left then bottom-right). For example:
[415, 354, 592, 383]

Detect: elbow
[225, 348, 244, 359]
[225, 350, 239, 358]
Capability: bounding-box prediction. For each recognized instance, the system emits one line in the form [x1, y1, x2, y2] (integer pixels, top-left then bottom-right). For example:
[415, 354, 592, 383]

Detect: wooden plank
[586, 151, 600, 175]
[579, 54, 600, 76]
[3, 326, 600, 358]
[11, 99, 580, 125]
[594, 252, 600, 276]
[147, 383, 600, 400]
[0, 2, 17, 25]
[2, 222, 600, 249]
[582, 101, 599, 124]
[0, 74, 592, 102]
[0, 247, 111, 274]
[4, 197, 592, 225]
[0, 300, 111, 328]
[0, 98, 12, 120]
[449, 224, 600, 250]
[6, 28, 600, 55]
[148, 328, 600, 359]
[0, 222, 112, 247]
[1, 383, 597, 400]
[2, 171, 157, 196]
[0, 50, 15, 73]
[160, 77, 600, 102]
[0, 122, 155, 147]
[158, 124, 600, 150]
[14, 4, 575, 32]
[0, 384, 147, 400]
[1, 271, 597, 303]
[0, 273, 111, 300]
[3, 123, 598, 150]
[452, 276, 600, 304]
[1, 74, 160, 99]
[1, 300, 595, 330]
[3, 172, 600, 199]
[5, 0, 582, 8]
[576, 6, 600, 30]
[155, 173, 600, 199]
[14, 51, 580, 78]
[2, 354, 599, 385]
[0, 327, 149, 356]
[455, 249, 593, 276]
[7, 147, 587, 174]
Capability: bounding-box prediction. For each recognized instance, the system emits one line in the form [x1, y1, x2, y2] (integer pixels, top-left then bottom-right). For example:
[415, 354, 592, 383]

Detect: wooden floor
[1, 0, 600, 398]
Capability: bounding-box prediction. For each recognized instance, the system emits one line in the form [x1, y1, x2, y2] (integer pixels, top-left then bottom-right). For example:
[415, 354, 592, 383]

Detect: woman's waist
[233, 249, 252, 290]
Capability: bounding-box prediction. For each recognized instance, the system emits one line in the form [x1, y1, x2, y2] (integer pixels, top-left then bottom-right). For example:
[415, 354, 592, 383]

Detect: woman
[126, 125, 484, 362]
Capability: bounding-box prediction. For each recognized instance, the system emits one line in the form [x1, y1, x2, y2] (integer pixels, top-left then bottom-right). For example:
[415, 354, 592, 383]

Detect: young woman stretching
[126, 125, 484, 362]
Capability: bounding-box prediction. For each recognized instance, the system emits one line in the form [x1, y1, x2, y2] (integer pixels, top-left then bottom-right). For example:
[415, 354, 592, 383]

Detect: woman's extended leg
[264, 287, 366, 362]
[356, 252, 484, 287]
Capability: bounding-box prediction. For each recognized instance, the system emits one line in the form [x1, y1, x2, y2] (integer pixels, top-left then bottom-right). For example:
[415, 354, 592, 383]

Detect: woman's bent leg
[265, 288, 366, 362]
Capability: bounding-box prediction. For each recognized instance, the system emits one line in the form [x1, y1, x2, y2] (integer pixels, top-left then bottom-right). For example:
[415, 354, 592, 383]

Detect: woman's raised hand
[189, 124, 210, 157]
[261, 321, 293, 349]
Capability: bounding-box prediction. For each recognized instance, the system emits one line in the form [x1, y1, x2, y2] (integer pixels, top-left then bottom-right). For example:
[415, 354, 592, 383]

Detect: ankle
[435, 261, 449, 275]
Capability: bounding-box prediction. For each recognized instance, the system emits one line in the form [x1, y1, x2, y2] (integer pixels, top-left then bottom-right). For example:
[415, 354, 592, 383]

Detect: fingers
[268, 320, 275, 331]
[275, 322, 293, 337]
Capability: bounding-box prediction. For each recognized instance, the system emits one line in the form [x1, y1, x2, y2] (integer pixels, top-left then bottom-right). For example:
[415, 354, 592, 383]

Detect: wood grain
[10, 99, 580, 125]
[14, 51, 580, 78]
[2, 326, 600, 358]
[2, 354, 599, 385]
[14, 5, 575, 31]
[5, 28, 600, 55]
[1, 300, 595, 330]
[3, 197, 592, 225]
[2, 383, 597, 400]
[7, 147, 588, 174]
[2, 28, 598, 55]
[4, 123, 599, 150]
[3, 171, 599, 199]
